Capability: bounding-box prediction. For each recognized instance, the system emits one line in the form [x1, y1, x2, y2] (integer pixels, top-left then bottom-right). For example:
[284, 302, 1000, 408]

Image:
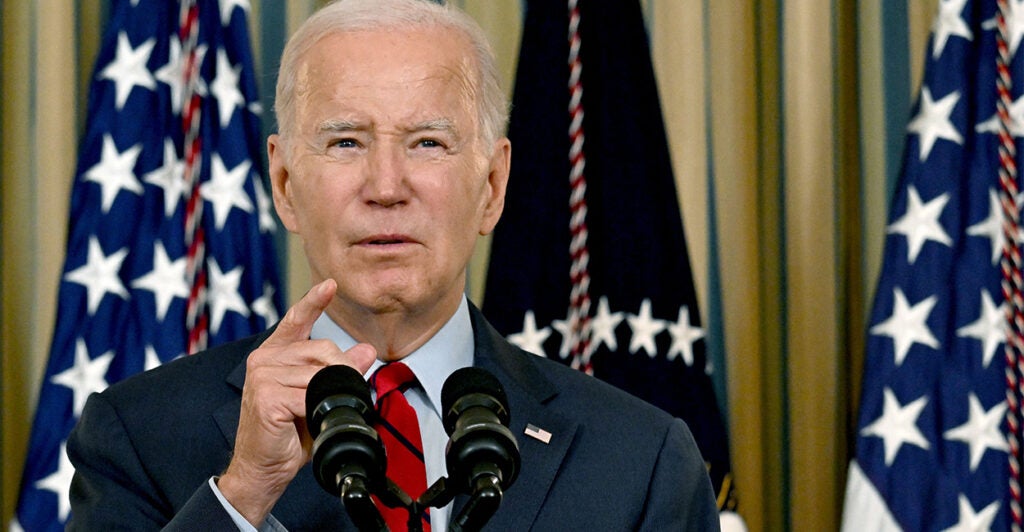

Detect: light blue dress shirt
[214, 297, 475, 531]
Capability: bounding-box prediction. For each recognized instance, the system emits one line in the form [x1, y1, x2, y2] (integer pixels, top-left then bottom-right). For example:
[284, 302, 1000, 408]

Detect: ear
[478, 137, 510, 236]
[268, 134, 300, 234]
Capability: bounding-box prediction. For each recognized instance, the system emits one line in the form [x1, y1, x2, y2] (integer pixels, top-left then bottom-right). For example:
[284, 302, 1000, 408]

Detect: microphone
[441, 367, 520, 529]
[305, 364, 386, 529]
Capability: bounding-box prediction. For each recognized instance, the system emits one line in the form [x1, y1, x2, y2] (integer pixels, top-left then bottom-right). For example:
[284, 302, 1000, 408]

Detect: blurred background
[0, 0, 937, 530]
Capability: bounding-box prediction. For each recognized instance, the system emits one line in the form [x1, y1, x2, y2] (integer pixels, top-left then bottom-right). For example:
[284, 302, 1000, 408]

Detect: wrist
[217, 466, 283, 527]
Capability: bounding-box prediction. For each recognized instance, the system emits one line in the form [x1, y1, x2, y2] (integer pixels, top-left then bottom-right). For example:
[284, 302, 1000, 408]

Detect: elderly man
[66, 0, 719, 530]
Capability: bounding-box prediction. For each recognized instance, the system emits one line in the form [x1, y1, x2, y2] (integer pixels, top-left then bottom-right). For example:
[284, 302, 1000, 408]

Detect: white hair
[274, 0, 509, 148]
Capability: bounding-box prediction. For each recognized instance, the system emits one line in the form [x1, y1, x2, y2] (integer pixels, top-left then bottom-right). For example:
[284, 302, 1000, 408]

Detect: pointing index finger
[265, 279, 336, 347]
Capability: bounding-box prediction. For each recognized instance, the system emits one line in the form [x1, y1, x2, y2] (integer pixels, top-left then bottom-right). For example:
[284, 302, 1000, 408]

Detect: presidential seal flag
[12, 1, 283, 529]
[482, 0, 735, 514]
[842, 0, 1024, 530]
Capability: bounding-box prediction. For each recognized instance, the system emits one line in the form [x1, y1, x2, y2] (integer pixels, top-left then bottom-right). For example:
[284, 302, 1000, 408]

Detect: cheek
[289, 165, 354, 227]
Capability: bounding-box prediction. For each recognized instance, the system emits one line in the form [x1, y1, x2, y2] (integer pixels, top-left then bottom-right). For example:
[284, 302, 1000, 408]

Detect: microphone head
[441, 367, 520, 493]
[441, 367, 510, 433]
[306, 364, 373, 436]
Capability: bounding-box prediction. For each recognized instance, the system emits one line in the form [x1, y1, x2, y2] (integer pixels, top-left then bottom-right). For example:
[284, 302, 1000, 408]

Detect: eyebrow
[316, 119, 362, 135]
[410, 118, 457, 135]
[314, 118, 460, 138]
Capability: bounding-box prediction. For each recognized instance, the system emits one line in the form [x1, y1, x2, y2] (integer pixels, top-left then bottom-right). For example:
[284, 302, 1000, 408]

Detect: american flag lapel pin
[524, 423, 552, 444]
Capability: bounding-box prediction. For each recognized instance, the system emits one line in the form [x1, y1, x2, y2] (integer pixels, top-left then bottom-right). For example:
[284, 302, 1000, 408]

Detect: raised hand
[217, 279, 377, 526]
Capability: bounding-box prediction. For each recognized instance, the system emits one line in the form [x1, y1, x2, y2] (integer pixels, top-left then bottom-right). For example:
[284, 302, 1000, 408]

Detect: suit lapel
[463, 304, 577, 530]
[210, 332, 259, 450]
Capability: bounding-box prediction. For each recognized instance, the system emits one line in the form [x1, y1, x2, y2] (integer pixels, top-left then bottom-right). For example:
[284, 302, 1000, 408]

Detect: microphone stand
[339, 476, 385, 532]
[337, 471, 504, 532]
[341, 476, 411, 532]
[418, 472, 505, 532]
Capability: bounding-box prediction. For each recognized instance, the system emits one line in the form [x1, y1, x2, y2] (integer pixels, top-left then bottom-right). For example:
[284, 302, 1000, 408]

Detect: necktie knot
[372, 362, 417, 400]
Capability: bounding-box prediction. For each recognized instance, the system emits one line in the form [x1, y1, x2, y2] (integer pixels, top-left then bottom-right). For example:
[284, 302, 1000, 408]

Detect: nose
[362, 141, 409, 208]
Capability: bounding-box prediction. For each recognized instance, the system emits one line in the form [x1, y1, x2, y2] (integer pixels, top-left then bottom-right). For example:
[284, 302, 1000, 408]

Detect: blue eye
[418, 139, 442, 148]
[333, 138, 358, 148]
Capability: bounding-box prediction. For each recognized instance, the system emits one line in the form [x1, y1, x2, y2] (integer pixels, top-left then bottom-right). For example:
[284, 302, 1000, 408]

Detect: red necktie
[371, 362, 430, 531]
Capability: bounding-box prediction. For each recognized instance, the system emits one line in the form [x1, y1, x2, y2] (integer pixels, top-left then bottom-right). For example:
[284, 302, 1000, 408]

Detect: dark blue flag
[482, 0, 734, 510]
[12, 1, 283, 529]
[843, 1, 1022, 530]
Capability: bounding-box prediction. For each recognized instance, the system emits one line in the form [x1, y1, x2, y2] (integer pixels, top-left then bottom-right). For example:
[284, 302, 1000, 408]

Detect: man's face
[269, 27, 509, 324]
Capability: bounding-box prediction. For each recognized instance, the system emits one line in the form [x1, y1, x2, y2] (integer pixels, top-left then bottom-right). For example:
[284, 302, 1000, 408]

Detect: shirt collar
[309, 296, 475, 417]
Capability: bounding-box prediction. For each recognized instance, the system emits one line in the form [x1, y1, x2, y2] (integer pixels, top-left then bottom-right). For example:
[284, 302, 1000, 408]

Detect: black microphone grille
[305, 365, 373, 426]
[442, 367, 507, 407]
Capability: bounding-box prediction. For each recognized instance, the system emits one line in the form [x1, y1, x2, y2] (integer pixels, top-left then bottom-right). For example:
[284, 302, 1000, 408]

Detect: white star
[982, 0, 1024, 58]
[942, 494, 1000, 532]
[860, 388, 930, 466]
[153, 37, 184, 114]
[83, 134, 144, 213]
[627, 299, 666, 356]
[975, 93, 1024, 138]
[144, 345, 163, 371]
[207, 259, 249, 335]
[507, 310, 552, 357]
[220, 0, 251, 26]
[590, 296, 624, 351]
[944, 394, 1008, 472]
[550, 316, 574, 359]
[51, 339, 114, 417]
[507, 310, 551, 357]
[666, 306, 706, 366]
[64, 237, 130, 315]
[251, 283, 280, 327]
[35, 443, 75, 523]
[967, 189, 1009, 265]
[131, 241, 189, 321]
[201, 155, 254, 230]
[870, 287, 940, 366]
[887, 185, 952, 264]
[1006, 0, 1024, 58]
[97, 32, 156, 109]
[907, 87, 963, 161]
[210, 48, 245, 128]
[931, 0, 972, 58]
[253, 180, 277, 233]
[152, 38, 210, 114]
[143, 138, 185, 218]
[956, 289, 1006, 368]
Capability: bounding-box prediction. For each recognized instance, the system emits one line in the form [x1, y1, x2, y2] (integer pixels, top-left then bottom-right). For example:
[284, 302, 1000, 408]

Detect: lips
[357, 234, 416, 246]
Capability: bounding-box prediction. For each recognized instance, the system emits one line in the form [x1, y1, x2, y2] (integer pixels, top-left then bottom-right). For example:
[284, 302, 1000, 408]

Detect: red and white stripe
[996, 1, 1024, 529]
[179, 0, 208, 354]
[566, 0, 594, 374]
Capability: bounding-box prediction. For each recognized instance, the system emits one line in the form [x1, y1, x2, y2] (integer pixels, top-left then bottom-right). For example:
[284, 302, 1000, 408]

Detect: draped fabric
[0, 1, 934, 530]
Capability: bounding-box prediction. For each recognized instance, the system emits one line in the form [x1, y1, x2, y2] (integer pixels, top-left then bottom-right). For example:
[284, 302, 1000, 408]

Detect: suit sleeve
[66, 391, 239, 531]
[638, 419, 721, 532]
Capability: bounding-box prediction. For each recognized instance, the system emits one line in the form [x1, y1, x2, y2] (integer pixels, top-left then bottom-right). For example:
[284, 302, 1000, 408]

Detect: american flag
[842, 0, 1024, 530]
[11, 1, 282, 530]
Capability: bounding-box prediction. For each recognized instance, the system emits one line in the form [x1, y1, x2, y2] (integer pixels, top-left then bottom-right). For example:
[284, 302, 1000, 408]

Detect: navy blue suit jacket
[67, 306, 719, 530]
